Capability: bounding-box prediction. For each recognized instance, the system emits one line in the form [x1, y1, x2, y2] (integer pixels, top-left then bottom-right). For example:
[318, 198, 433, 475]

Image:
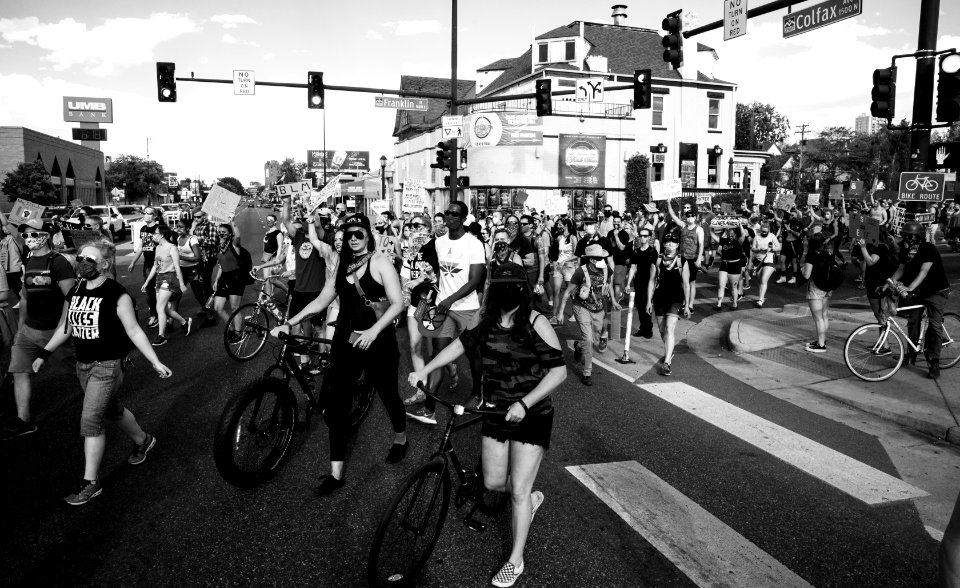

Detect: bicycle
[368, 384, 507, 588]
[843, 291, 960, 382]
[223, 272, 290, 362]
[212, 331, 376, 487]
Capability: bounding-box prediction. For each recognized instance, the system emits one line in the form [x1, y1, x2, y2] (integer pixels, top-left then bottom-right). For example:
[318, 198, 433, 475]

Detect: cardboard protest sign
[275, 181, 312, 199]
[370, 200, 390, 216]
[774, 192, 796, 211]
[807, 193, 821, 207]
[753, 185, 767, 206]
[8, 199, 45, 226]
[849, 213, 880, 245]
[402, 179, 426, 213]
[829, 184, 844, 198]
[710, 215, 742, 229]
[376, 234, 398, 261]
[202, 184, 242, 224]
[307, 175, 341, 214]
[545, 191, 568, 215]
[650, 178, 682, 201]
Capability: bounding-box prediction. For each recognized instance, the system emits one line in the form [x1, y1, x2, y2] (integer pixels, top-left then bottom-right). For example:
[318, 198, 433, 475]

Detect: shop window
[653, 96, 664, 127]
[565, 41, 575, 61]
[708, 98, 720, 130]
[653, 164, 664, 182]
[538, 43, 548, 63]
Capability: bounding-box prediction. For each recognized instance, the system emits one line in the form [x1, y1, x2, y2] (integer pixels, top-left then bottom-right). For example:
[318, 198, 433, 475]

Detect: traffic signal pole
[449, 0, 458, 202]
[906, 0, 939, 218]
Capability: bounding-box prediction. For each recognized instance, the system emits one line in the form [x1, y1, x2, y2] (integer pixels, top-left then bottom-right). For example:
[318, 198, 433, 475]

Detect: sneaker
[598, 337, 608, 352]
[568, 314, 577, 324]
[403, 390, 426, 406]
[467, 395, 483, 409]
[755, 299, 764, 308]
[581, 374, 593, 386]
[406, 406, 437, 425]
[64, 479, 102, 506]
[787, 277, 797, 285]
[184, 317, 193, 337]
[313, 474, 345, 496]
[714, 304, 723, 311]
[385, 440, 410, 464]
[151, 335, 167, 347]
[641, 330, 653, 339]
[805, 342, 827, 353]
[492, 561, 525, 588]
[660, 362, 672, 376]
[776, 276, 787, 284]
[0, 417, 38, 441]
[147, 316, 159, 328]
[530, 490, 544, 522]
[128, 433, 157, 465]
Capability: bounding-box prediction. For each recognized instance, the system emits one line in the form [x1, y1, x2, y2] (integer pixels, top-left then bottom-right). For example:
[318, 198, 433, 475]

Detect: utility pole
[907, 0, 940, 216]
[795, 123, 809, 194]
[448, 0, 458, 204]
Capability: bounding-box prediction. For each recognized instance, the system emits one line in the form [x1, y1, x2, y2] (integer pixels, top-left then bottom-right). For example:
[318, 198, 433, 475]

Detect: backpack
[812, 251, 844, 291]
[231, 244, 255, 285]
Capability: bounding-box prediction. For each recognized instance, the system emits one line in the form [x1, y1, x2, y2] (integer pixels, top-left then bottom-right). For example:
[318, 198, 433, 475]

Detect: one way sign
[442, 115, 463, 139]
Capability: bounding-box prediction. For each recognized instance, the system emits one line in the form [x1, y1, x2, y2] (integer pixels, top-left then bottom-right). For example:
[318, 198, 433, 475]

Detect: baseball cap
[490, 262, 528, 283]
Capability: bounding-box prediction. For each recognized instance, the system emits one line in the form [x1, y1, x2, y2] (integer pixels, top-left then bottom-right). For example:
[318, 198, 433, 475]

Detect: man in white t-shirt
[406, 200, 486, 425]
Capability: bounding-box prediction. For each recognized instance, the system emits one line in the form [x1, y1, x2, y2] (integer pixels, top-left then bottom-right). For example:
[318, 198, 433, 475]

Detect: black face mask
[77, 259, 100, 280]
[603, 210, 612, 217]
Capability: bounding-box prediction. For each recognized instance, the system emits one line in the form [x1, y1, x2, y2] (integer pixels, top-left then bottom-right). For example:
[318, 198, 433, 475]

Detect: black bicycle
[368, 384, 507, 588]
[223, 273, 290, 362]
[213, 331, 375, 488]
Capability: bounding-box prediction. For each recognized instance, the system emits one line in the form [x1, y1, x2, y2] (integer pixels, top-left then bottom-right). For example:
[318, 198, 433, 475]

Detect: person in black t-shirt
[626, 228, 658, 338]
[33, 242, 171, 505]
[127, 207, 164, 327]
[890, 221, 951, 378]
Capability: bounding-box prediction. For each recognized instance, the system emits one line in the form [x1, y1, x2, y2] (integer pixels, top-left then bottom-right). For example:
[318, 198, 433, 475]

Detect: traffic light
[936, 53, 960, 123]
[535, 79, 552, 117]
[661, 10, 683, 70]
[870, 66, 897, 119]
[156, 62, 177, 102]
[634, 68, 652, 110]
[307, 71, 324, 109]
[430, 141, 453, 170]
[442, 176, 470, 188]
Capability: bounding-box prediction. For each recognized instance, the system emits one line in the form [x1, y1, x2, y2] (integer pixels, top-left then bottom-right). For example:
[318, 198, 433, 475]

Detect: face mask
[593, 259, 605, 268]
[761, 231, 769, 237]
[603, 210, 611, 217]
[663, 242, 678, 257]
[584, 225, 597, 235]
[25, 235, 49, 251]
[77, 259, 100, 280]
[498, 285, 524, 310]
[506, 225, 519, 238]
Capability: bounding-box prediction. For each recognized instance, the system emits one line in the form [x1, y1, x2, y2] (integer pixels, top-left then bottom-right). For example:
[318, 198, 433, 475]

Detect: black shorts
[719, 260, 743, 275]
[681, 257, 698, 282]
[289, 289, 325, 326]
[481, 406, 553, 449]
[654, 301, 684, 317]
[215, 271, 245, 297]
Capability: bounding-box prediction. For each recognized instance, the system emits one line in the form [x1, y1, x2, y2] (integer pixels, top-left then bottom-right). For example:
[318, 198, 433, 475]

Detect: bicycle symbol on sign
[905, 176, 940, 192]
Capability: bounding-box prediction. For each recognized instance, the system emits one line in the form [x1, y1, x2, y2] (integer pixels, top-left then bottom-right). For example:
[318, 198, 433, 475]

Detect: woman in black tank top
[273, 214, 407, 496]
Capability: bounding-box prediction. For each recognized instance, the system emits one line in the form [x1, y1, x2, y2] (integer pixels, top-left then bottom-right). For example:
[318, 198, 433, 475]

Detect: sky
[1, 0, 958, 187]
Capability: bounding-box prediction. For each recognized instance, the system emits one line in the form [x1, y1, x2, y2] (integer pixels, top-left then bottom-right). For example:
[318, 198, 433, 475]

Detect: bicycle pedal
[464, 517, 486, 533]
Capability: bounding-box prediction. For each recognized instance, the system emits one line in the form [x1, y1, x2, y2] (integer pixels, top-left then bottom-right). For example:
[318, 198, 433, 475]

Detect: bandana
[345, 252, 374, 275]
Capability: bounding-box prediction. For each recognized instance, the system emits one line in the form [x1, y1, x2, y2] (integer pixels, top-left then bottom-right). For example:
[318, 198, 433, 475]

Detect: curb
[727, 306, 875, 354]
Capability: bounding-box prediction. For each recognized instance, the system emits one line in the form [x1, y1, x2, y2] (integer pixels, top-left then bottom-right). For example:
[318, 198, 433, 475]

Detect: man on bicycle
[889, 221, 951, 379]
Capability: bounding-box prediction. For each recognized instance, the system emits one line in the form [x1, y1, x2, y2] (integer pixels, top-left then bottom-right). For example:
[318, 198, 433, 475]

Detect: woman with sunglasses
[548, 218, 578, 324]
[141, 226, 191, 346]
[212, 222, 246, 342]
[33, 241, 172, 505]
[273, 214, 408, 494]
[176, 219, 206, 313]
[408, 261, 566, 588]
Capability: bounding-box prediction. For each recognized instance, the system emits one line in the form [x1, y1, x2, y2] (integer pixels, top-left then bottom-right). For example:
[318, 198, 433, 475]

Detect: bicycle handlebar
[415, 382, 507, 417]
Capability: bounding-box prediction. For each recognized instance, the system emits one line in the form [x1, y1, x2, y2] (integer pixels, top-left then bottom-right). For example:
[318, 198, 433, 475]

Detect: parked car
[89, 205, 125, 238]
[116, 204, 145, 236]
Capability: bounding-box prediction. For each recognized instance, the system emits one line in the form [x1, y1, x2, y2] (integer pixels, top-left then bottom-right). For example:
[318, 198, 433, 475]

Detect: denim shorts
[77, 359, 126, 437]
[9, 324, 56, 374]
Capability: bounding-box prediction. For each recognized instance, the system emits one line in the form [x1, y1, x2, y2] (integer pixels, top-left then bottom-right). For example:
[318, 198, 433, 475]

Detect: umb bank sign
[63, 96, 114, 123]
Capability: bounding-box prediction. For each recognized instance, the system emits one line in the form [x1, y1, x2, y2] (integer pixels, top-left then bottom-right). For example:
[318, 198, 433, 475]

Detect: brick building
[0, 126, 106, 211]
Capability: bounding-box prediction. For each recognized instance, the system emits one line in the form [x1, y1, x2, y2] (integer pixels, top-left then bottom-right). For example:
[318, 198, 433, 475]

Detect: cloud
[0, 14, 199, 76]
[211, 14, 257, 29]
[366, 30, 383, 40]
[263, 52, 276, 61]
[382, 20, 444, 36]
[222, 33, 259, 47]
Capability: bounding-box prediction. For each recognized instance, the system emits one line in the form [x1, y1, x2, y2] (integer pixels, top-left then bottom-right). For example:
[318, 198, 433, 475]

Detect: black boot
[929, 360, 941, 380]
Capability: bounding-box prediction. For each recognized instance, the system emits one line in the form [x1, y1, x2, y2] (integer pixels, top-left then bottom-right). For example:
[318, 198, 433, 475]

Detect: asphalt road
[0, 207, 953, 587]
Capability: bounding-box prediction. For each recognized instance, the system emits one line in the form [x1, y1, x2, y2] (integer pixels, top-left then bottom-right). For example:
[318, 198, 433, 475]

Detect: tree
[1, 160, 59, 206]
[625, 154, 650, 212]
[217, 176, 245, 196]
[276, 157, 307, 184]
[105, 154, 165, 204]
[735, 102, 791, 150]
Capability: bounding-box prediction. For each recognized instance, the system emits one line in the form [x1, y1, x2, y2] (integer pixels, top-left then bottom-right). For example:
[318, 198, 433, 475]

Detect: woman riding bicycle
[408, 261, 567, 588]
[273, 214, 408, 495]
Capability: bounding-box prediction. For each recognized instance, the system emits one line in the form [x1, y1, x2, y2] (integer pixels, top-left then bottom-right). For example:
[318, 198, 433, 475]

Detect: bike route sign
[898, 172, 946, 202]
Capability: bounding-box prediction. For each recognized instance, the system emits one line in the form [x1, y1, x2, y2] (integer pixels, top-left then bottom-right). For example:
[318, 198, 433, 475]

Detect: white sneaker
[787, 277, 797, 285]
[776, 276, 787, 284]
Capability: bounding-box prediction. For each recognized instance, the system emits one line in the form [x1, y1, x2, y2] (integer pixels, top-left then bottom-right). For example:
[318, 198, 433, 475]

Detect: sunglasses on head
[23, 232, 47, 239]
[77, 255, 100, 264]
[345, 229, 366, 240]
[506, 220, 519, 225]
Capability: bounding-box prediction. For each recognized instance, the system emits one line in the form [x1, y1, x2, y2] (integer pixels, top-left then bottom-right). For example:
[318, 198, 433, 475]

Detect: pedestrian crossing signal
[308, 71, 324, 109]
[157, 62, 177, 102]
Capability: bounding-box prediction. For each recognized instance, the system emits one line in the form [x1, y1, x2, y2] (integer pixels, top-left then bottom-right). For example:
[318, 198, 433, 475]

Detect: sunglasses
[520, 222, 530, 226]
[411, 223, 426, 228]
[443, 210, 462, 218]
[218, 232, 230, 236]
[77, 255, 100, 264]
[84, 224, 97, 229]
[345, 230, 366, 241]
[193, 215, 204, 219]
[639, 234, 651, 238]
[22, 232, 48, 239]
[506, 220, 519, 225]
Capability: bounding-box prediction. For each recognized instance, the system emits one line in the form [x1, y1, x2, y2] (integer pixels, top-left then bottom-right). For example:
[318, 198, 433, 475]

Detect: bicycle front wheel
[347, 371, 377, 429]
[213, 377, 297, 487]
[368, 460, 451, 588]
[939, 313, 960, 369]
[224, 303, 272, 362]
[844, 323, 904, 382]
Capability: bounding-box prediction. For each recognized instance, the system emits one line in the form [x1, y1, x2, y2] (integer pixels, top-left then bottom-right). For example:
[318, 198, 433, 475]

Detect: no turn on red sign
[724, 0, 747, 41]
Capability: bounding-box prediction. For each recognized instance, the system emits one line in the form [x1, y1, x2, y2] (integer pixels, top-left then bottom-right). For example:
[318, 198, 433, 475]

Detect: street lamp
[379, 155, 387, 201]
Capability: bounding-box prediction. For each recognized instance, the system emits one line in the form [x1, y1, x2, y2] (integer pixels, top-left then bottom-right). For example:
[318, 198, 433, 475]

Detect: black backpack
[230, 244, 255, 285]
[812, 252, 844, 291]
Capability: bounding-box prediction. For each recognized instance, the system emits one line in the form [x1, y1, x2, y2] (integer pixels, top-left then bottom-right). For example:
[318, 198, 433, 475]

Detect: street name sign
[898, 172, 946, 202]
[233, 70, 255, 95]
[442, 115, 464, 139]
[374, 96, 429, 111]
[724, 0, 747, 41]
[783, 0, 862, 39]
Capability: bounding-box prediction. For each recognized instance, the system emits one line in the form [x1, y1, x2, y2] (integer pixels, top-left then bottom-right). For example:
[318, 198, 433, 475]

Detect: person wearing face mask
[647, 232, 686, 377]
[888, 221, 951, 379]
[599, 205, 616, 236]
[573, 217, 611, 263]
[712, 227, 747, 310]
[127, 207, 164, 328]
[748, 222, 781, 308]
[557, 244, 616, 386]
[32, 242, 171, 504]
[778, 208, 804, 285]
[666, 198, 703, 317]
[408, 261, 566, 588]
[0, 220, 76, 440]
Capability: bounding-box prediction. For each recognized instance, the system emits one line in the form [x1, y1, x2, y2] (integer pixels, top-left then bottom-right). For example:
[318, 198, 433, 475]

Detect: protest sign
[370, 200, 390, 216]
[696, 193, 712, 206]
[402, 179, 426, 213]
[650, 178, 682, 201]
[8, 199, 45, 226]
[202, 184, 242, 224]
[711, 215, 742, 229]
[306, 175, 341, 213]
[774, 192, 796, 211]
[720, 203, 733, 214]
[829, 184, 844, 199]
[376, 234, 398, 261]
[849, 213, 880, 245]
[275, 181, 312, 199]
[544, 191, 568, 215]
[807, 193, 821, 207]
[753, 185, 767, 206]
[70, 199, 84, 208]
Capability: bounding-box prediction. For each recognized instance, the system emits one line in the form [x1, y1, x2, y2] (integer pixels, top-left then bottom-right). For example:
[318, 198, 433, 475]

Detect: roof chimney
[611, 5, 628, 25]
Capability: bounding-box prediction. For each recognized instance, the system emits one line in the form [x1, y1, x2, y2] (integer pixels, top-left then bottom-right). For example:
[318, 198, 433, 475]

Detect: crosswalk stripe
[567, 461, 814, 588]
[639, 382, 929, 506]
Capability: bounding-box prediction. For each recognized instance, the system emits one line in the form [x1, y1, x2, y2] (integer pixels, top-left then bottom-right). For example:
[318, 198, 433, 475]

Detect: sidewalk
[692, 299, 960, 445]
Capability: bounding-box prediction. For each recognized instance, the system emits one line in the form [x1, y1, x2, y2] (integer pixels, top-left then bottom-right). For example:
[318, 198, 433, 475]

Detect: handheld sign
[710, 215, 742, 229]
[8, 199, 45, 226]
[753, 185, 767, 206]
[650, 178, 682, 201]
[807, 193, 821, 207]
[202, 184, 242, 224]
[774, 192, 796, 211]
[402, 179, 427, 213]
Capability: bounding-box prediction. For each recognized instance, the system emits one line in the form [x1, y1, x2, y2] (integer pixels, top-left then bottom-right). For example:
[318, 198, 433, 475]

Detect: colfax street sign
[898, 172, 947, 202]
[724, 0, 747, 41]
[374, 96, 428, 111]
[783, 0, 862, 39]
